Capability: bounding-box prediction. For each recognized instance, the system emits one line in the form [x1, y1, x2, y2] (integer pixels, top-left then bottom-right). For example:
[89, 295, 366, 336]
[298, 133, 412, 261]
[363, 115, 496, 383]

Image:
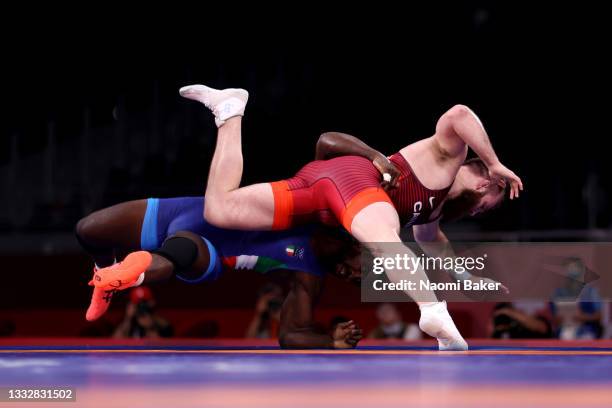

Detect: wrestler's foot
[419, 301, 469, 351]
[85, 285, 116, 321]
[89, 251, 151, 291]
[179, 84, 249, 127]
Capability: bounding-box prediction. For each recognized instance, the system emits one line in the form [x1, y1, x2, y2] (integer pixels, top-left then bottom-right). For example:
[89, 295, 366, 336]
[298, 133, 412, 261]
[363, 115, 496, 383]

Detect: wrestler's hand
[332, 320, 363, 349]
[372, 153, 401, 191]
[487, 162, 523, 200]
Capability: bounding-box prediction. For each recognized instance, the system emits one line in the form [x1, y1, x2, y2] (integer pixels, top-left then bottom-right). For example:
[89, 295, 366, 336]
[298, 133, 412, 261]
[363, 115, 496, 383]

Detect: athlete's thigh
[79, 199, 147, 249]
[349, 201, 401, 243]
[208, 183, 275, 230]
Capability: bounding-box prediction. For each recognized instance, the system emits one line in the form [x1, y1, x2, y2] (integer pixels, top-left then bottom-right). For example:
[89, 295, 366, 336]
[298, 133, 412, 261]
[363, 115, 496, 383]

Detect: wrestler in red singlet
[178, 83, 524, 352]
[270, 152, 450, 232]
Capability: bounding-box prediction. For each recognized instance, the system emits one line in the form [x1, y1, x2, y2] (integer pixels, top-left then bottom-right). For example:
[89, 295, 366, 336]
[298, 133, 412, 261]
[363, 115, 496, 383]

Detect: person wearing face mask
[551, 258, 603, 340]
[368, 303, 422, 340]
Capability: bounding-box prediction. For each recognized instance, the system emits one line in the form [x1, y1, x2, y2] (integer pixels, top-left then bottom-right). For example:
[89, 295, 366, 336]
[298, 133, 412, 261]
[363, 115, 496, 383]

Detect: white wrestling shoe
[179, 84, 249, 127]
[419, 301, 469, 351]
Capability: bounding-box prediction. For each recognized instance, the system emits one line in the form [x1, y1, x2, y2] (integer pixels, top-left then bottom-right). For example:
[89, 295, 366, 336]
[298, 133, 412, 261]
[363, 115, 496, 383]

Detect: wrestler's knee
[203, 196, 222, 226]
[157, 231, 221, 283]
[75, 212, 104, 245]
[171, 231, 211, 273]
[204, 194, 240, 229]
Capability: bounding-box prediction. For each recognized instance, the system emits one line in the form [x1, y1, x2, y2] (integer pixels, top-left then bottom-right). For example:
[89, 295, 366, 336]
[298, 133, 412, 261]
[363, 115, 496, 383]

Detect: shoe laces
[102, 289, 117, 303]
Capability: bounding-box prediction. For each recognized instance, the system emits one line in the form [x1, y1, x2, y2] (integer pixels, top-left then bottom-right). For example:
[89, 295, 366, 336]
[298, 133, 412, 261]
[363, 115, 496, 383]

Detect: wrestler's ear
[475, 180, 491, 191]
[495, 177, 507, 189]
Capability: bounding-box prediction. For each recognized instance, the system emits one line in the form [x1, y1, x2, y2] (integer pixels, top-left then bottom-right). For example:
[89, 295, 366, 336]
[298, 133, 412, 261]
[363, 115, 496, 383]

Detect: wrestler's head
[442, 158, 507, 221]
[311, 227, 362, 285]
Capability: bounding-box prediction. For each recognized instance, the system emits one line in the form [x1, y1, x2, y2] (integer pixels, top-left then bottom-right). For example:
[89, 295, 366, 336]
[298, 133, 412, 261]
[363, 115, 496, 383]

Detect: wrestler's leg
[76, 200, 148, 321]
[75, 199, 186, 282]
[204, 117, 275, 230]
[349, 202, 438, 304]
[75, 200, 146, 268]
[88, 230, 219, 321]
[148, 230, 214, 284]
[114, 230, 212, 285]
[350, 202, 468, 350]
[76, 199, 217, 320]
[93, 230, 217, 289]
[180, 85, 276, 230]
[207, 117, 244, 198]
[77, 199, 213, 280]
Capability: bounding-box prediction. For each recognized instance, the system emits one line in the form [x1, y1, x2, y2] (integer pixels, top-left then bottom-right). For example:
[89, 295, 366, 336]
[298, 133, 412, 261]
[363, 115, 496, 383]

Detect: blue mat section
[1, 351, 612, 387]
[2, 345, 612, 351]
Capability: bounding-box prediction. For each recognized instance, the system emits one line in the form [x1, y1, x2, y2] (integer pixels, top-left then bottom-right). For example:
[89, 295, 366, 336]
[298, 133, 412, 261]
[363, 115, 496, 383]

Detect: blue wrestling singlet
[140, 197, 326, 281]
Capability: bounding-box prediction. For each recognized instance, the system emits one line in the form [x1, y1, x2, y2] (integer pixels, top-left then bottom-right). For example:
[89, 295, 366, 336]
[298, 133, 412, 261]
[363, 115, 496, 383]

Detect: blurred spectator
[551, 258, 603, 339]
[114, 287, 173, 339]
[491, 302, 553, 339]
[245, 283, 284, 339]
[368, 303, 421, 340]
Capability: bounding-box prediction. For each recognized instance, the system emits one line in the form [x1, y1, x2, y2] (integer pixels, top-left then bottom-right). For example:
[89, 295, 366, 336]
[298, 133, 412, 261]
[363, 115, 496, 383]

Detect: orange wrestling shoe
[85, 284, 117, 322]
[90, 251, 152, 291]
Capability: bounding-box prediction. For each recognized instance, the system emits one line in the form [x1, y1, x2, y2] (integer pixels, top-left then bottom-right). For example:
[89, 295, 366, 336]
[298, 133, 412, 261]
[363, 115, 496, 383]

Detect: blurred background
[0, 3, 610, 340]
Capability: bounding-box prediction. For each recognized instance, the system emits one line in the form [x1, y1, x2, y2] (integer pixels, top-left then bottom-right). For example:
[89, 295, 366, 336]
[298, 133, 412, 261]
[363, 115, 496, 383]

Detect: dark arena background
[1, 3, 611, 408]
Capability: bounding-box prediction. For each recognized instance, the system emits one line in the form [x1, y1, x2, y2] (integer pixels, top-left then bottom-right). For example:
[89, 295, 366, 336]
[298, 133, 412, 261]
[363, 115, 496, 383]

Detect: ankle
[418, 301, 442, 310]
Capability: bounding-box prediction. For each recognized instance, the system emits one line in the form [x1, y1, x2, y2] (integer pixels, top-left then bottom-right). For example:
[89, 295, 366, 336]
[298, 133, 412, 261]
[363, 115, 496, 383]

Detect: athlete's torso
[387, 152, 451, 227]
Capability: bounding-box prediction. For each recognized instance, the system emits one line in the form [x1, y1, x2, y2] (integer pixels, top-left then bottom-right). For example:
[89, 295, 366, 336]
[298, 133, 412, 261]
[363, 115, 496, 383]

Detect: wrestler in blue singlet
[140, 197, 326, 283]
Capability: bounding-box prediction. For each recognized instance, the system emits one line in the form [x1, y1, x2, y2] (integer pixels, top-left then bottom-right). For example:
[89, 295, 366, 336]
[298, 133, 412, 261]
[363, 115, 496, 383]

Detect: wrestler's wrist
[370, 151, 386, 162]
[333, 339, 353, 349]
[483, 156, 501, 168]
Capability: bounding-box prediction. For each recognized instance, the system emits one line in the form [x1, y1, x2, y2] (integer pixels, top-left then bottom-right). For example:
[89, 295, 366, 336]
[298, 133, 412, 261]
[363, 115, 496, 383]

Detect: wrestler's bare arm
[279, 272, 363, 349]
[413, 221, 509, 292]
[316, 132, 383, 161]
[413, 220, 455, 264]
[316, 132, 400, 189]
[434, 105, 495, 163]
[434, 105, 523, 199]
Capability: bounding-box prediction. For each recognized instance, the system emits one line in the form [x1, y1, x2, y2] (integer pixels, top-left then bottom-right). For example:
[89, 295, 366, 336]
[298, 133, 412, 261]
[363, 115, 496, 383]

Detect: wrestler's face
[443, 164, 507, 221]
[470, 181, 506, 216]
[334, 251, 362, 285]
[444, 161, 506, 219]
[311, 227, 362, 285]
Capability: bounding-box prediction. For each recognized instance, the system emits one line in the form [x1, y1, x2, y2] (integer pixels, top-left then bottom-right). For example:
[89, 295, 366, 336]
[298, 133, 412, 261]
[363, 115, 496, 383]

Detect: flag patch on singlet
[222, 255, 288, 274]
[285, 245, 304, 259]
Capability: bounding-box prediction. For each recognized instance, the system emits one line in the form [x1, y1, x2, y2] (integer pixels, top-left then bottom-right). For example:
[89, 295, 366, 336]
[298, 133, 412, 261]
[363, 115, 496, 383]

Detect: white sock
[130, 273, 145, 287]
[419, 301, 468, 351]
[94, 259, 117, 272]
